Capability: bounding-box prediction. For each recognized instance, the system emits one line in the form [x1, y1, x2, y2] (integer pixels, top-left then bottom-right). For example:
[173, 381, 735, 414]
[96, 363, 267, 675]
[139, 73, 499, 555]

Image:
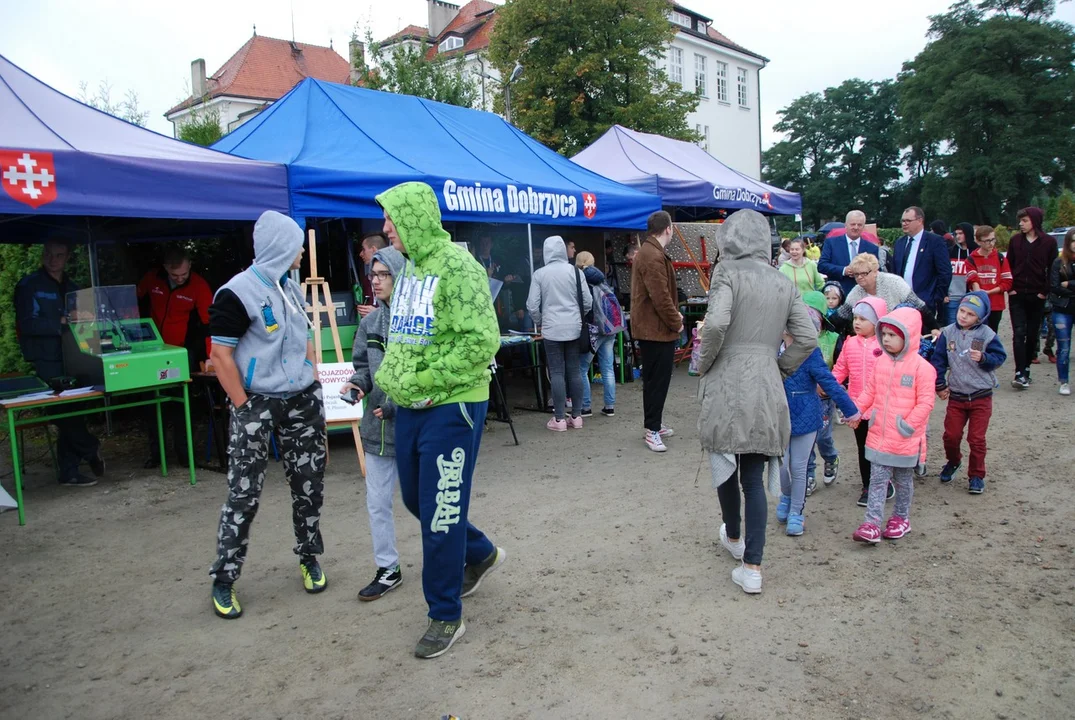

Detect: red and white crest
[582, 192, 597, 219]
[2, 150, 57, 209]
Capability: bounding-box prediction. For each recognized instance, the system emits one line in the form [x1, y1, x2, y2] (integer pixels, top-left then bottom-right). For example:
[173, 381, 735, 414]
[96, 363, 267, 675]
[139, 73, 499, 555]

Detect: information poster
[317, 362, 364, 422]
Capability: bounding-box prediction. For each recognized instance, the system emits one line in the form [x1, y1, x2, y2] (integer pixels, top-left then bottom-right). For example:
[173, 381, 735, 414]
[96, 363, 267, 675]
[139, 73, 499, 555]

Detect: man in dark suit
[892, 206, 951, 313]
[818, 210, 880, 297]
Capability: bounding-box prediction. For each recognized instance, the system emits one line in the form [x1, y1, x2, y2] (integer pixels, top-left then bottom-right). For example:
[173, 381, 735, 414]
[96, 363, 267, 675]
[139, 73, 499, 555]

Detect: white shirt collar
[911, 229, 924, 243]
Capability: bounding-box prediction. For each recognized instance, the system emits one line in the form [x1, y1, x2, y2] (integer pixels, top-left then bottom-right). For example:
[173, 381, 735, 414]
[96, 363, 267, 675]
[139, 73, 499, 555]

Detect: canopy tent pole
[527, 224, 534, 278]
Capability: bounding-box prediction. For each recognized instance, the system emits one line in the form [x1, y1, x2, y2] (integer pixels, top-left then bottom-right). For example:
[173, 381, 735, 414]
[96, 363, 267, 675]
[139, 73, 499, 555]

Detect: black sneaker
[89, 449, 106, 477]
[358, 565, 402, 602]
[461, 547, 506, 598]
[59, 474, 98, 487]
[600, 407, 615, 417]
[211, 581, 242, 619]
[415, 619, 466, 659]
[1012, 373, 1029, 389]
[579, 407, 593, 418]
[857, 489, 869, 507]
[886, 482, 896, 501]
[939, 461, 961, 483]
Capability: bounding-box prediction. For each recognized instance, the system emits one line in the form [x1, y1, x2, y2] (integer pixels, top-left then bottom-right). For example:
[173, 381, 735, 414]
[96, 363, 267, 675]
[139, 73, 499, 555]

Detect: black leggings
[987, 310, 1003, 333]
[716, 453, 768, 565]
[854, 421, 871, 489]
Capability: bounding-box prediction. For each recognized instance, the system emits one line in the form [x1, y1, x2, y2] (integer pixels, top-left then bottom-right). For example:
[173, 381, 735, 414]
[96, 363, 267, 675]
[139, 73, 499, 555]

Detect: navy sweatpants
[396, 401, 495, 622]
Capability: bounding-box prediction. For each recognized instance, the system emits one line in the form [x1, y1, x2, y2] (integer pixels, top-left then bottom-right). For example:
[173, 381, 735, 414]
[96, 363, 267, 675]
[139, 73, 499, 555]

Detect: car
[1049, 226, 1072, 248]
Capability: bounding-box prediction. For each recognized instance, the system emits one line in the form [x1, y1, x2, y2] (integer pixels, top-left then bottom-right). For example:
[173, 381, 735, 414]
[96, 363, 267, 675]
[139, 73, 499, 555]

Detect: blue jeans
[1054, 311, 1073, 383]
[396, 402, 495, 621]
[579, 334, 617, 409]
[807, 397, 838, 477]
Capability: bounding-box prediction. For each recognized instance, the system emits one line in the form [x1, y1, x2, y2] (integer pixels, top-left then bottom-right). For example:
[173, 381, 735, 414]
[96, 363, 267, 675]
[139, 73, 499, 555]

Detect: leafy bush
[875, 228, 902, 246]
[994, 225, 1012, 252]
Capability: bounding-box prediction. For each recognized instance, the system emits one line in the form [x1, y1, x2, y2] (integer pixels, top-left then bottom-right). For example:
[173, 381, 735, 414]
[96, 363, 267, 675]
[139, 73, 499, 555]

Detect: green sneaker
[461, 546, 506, 598]
[212, 582, 242, 619]
[415, 619, 466, 659]
[300, 556, 328, 594]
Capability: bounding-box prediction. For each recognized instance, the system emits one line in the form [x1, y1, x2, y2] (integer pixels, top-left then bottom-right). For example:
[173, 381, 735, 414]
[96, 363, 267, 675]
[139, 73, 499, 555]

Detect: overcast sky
[4, 0, 1074, 153]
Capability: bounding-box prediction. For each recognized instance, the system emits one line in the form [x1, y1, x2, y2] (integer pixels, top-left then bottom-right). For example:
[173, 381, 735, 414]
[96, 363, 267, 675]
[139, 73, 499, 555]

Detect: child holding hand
[851, 308, 937, 544]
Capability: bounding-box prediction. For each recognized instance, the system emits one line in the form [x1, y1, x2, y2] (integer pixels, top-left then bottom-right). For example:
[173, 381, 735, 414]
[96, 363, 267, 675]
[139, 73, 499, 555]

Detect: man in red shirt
[136, 247, 213, 468]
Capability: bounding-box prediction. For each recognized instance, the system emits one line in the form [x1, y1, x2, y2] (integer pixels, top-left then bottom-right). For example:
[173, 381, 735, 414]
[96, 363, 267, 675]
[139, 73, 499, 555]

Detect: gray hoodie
[526, 235, 591, 342]
[212, 211, 315, 397]
[348, 247, 405, 457]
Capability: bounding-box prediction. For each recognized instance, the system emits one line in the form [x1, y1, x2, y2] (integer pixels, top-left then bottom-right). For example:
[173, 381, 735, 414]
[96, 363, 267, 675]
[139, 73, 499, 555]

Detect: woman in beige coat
[696, 210, 818, 594]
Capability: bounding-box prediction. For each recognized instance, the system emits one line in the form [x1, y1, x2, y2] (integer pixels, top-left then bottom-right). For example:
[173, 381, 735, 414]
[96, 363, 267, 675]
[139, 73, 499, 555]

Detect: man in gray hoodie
[342, 246, 406, 601]
[206, 211, 328, 619]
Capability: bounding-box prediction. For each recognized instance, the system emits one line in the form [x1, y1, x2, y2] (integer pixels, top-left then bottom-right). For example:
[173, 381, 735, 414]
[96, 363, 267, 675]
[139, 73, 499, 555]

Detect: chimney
[428, 0, 461, 39]
[191, 59, 207, 98]
[349, 38, 365, 84]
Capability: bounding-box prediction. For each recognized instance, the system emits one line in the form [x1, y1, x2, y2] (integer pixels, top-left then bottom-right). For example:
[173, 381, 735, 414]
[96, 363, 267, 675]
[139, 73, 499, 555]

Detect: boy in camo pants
[206, 211, 328, 619]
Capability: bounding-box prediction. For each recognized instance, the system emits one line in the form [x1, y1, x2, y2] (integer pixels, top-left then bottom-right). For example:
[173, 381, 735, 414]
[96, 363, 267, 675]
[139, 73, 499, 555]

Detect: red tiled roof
[425, 0, 498, 59]
[166, 34, 350, 116]
[705, 25, 766, 62]
[381, 24, 431, 45]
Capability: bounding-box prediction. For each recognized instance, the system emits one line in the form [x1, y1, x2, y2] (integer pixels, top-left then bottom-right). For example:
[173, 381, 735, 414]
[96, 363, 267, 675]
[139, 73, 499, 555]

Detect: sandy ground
[3, 328, 1074, 720]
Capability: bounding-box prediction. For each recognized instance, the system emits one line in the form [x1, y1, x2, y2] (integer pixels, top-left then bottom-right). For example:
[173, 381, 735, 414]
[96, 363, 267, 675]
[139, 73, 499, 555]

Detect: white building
[378, 0, 767, 178]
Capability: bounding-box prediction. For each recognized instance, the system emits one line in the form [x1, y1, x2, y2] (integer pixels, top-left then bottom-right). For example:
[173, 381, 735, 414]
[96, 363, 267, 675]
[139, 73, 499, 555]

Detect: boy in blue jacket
[930, 291, 1007, 495]
[778, 304, 861, 535]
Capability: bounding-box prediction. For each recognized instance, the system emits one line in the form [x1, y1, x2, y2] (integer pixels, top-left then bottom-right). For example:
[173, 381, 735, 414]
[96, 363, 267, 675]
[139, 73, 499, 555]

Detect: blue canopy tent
[0, 54, 289, 225]
[570, 125, 801, 217]
[211, 78, 661, 230]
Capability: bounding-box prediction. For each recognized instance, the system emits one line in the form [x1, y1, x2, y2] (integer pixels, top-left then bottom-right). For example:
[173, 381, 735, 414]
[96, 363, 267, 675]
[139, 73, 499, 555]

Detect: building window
[694, 54, 707, 97]
[715, 61, 728, 102]
[668, 47, 683, 86]
[696, 124, 710, 153]
[669, 10, 692, 28]
[439, 35, 463, 53]
[737, 67, 749, 106]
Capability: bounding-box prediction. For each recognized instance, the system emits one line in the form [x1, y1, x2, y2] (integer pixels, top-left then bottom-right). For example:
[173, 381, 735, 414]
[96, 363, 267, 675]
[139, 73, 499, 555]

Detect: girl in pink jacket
[832, 296, 888, 507]
[851, 307, 937, 544]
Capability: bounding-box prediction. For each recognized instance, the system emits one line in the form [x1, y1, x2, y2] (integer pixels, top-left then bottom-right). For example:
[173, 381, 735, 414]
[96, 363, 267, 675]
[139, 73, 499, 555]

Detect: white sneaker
[719, 523, 744, 560]
[1060, 383, 1071, 396]
[732, 564, 762, 594]
[644, 430, 667, 452]
[658, 423, 675, 438]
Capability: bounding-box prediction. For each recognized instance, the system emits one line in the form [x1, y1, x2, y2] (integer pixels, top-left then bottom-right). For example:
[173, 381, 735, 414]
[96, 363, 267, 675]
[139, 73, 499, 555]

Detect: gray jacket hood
[718, 209, 771, 264]
[253, 210, 304, 281]
[373, 246, 406, 289]
[543, 235, 569, 266]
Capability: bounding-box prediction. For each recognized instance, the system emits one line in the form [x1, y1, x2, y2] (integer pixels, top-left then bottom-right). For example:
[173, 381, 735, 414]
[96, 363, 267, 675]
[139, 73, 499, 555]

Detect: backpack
[591, 281, 625, 336]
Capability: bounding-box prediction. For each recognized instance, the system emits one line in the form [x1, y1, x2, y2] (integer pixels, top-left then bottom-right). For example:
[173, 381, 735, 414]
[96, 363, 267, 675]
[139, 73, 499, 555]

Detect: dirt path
[3, 332, 1073, 720]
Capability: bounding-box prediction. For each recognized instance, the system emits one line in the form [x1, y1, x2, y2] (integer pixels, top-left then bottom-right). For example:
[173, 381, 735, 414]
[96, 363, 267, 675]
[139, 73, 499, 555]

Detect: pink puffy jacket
[832, 295, 888, 401]
[855, 307, 937, 467]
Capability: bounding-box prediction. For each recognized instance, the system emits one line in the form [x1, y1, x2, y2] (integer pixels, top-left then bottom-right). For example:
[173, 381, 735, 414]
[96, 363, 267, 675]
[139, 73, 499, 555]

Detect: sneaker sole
[461, 548, 506, 598]
[646, 443, 667, 453]
[856, 500, 868, 508]
[417, 622, 466, 659]
[732, 574, 762, 594]
[358, 579, 402, 602]
[968, 488, 984, 495]
[883, 531, 909, 539]
[853, 535, 880, 545]
[60, 480, 99, 488]
[786, 527, 803, 537]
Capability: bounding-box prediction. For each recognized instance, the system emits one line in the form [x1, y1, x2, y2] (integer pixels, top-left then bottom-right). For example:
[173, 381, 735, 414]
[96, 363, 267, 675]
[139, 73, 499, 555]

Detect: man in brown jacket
[631, 211, 683, 452]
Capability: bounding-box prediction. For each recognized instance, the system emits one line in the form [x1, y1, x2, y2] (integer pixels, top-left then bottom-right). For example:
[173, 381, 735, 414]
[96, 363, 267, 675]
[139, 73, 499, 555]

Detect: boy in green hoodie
[374, 181, 506, 659]
[803, 290, 842, 492]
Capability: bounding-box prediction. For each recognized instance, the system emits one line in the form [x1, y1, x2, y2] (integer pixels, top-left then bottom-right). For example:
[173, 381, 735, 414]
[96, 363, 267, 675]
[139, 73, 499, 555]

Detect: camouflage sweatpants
[209, 383, 327, 584]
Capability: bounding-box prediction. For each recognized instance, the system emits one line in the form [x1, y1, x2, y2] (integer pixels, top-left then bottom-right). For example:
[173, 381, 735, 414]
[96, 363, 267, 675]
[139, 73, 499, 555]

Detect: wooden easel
[301, 229, 367, 476]
[673, 224, 711, 293]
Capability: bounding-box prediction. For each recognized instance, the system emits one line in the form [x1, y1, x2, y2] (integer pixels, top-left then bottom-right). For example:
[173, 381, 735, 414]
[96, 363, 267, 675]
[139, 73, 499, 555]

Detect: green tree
[178, 102, 223, 146]
[1055, 190, 1075, 228]
[898, 0, 1075, 224]
[354, 30, 478, 108]
[762, 80, 902, 227]
[78, 80, 148, 126]
[488, 0, 699, 155]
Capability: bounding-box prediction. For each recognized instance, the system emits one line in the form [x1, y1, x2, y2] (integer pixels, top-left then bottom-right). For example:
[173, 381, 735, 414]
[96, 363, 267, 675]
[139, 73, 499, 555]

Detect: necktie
[850, 240, 857, 257]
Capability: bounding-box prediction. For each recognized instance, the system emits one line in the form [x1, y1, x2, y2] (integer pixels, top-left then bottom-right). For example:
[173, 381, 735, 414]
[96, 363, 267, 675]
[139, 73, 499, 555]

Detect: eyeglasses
[371, 271, 393, 281]
[852, 270, 874, 279]
[900, 218, 915, 224]
[979, 238, 996, 244]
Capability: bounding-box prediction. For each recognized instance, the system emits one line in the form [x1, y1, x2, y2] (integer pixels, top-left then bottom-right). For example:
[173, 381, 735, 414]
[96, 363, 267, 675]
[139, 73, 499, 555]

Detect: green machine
[62, 285, 190, 392]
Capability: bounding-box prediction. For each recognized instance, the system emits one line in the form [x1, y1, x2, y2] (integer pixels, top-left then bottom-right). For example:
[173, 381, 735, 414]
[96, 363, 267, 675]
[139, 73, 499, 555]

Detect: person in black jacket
[1049, 229, 1075, 396]
[14, 239, 104, 486]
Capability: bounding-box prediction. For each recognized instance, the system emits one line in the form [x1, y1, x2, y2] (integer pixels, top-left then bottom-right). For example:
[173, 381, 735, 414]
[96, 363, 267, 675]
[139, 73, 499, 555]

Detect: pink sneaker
[567, 416, 583, 429]
[882, 515, 911, 539]
[853, 522, 881, 544]
[546, 417, 567, 432]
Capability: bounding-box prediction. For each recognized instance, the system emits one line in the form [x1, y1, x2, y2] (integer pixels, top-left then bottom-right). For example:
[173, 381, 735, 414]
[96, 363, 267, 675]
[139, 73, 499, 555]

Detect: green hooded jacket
[803, 290, 838, 368]
[374, 182, 500, 409]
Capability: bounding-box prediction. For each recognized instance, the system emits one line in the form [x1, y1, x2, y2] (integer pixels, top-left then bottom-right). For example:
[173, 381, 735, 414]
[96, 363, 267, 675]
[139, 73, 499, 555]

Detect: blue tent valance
[212, 79, 661, 230]
[571, 125, 801, 216]
[0, 54, 290, 221]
